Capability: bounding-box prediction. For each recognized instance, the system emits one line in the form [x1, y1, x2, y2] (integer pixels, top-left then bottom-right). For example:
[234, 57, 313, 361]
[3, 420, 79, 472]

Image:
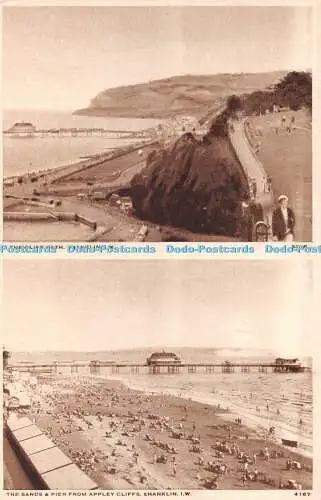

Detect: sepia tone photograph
[3, 259, 313, 490]
[2, 5, 312, 243]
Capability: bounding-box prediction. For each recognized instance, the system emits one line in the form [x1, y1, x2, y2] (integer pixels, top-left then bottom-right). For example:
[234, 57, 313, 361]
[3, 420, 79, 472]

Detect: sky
[3, 259, 314, 356]
[2, 6, 312, 110]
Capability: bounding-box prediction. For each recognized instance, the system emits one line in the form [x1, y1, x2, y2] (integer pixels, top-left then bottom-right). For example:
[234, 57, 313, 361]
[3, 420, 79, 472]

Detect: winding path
[229, 119, 274, 239]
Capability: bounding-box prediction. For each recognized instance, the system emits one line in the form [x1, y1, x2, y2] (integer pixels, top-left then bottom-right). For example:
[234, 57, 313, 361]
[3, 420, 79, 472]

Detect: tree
[209, 111, 229, 137]
[3, 347, 10, 370]
[227, 95, 242, 115]
[241, 71, 312, 115]
[276, 71, 312, 111]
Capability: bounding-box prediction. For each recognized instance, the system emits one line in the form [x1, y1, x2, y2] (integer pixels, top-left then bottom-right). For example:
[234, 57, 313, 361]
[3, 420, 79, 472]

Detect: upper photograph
[2, 6, 312, 243]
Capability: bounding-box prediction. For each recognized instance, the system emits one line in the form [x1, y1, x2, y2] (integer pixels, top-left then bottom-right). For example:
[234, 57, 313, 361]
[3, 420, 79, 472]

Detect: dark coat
[272, 206, 295, 241]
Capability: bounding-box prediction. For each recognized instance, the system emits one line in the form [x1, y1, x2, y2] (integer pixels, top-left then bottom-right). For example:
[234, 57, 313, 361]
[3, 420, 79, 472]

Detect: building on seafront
[7, 122, 36, 137]
[169, 115, 200, 134]
[156, 115, 201, 141]
[273, 357, 304, 373]
[146, 350, 182, 366]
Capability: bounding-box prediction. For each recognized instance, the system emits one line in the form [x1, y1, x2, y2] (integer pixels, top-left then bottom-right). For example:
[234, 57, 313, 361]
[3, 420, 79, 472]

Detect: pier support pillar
[222, 366, 235, 374]
[167, 365, 180, 374]
[148, 365, 160, 375]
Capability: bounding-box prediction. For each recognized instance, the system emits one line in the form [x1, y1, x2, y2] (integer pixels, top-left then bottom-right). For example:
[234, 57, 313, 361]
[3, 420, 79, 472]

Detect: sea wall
[51, 140, 156, 185]
[3, 210, 98, 231]
[3, 212, 58, 222]
[5, 414, 98, 490]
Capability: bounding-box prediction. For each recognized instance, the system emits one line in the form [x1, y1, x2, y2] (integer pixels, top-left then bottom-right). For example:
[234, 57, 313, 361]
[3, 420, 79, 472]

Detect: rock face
[129, 121, 248, 237]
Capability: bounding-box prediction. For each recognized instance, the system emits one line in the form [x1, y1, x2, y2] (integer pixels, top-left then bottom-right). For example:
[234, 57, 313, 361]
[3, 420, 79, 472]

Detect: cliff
[74, 71, 287, 119]
[128, 114, 249, 237]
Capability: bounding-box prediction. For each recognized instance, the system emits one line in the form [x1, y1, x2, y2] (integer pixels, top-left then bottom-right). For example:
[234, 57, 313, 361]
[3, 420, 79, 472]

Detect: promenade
[3, 142, 157, 241]
[229, 119, 274, 238]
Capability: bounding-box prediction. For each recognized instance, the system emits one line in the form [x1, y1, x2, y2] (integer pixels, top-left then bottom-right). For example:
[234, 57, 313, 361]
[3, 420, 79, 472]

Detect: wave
[90, 371, 312, 458]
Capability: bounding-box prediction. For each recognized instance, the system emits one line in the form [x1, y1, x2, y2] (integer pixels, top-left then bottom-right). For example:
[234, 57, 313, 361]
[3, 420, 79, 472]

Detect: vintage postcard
[1, 1, 320, 498]
[2, 259, 314, 491]
[2, 4, 313, 243]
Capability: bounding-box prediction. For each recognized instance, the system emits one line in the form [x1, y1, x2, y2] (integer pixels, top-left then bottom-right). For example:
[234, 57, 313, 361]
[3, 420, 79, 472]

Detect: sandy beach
[21, 376, 312, 490]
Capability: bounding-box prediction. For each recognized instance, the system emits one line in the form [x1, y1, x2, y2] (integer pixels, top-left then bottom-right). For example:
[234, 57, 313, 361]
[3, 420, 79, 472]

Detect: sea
[11, 348, 313, 458]
[113, 372, 312, 456]
[3, 109, 162, 177]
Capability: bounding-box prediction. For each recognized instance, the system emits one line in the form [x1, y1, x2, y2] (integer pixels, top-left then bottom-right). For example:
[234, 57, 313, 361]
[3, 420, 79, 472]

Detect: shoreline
[3, 139, 146, 182]
[91, 374, 312, 460]
[23, 375, 312, 490]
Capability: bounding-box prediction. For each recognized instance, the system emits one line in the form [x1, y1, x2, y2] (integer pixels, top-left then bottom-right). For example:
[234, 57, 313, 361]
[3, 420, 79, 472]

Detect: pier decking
[9, 361, 310, 376]
[3, 127, 154, 139]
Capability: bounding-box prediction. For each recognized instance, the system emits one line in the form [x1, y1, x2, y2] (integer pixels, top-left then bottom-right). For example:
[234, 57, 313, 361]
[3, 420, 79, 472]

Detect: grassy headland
[74, 71, 287, 119]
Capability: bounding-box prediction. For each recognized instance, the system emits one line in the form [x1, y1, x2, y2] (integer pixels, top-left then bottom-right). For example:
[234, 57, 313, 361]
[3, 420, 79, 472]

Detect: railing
[3, 128, 153, 139]
[9, 362, 309, 372]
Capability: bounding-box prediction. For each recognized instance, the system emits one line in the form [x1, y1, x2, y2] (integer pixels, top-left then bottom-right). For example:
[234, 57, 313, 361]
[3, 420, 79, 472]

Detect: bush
[227, 94, 242, 114]
[129, 133, 247, 237]
[242, 71, 312, 115]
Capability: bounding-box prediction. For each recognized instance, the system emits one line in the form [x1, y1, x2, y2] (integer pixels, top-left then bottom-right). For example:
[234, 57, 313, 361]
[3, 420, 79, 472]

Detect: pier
[3, 127, 154, 140]
[9, 361, 311, 377]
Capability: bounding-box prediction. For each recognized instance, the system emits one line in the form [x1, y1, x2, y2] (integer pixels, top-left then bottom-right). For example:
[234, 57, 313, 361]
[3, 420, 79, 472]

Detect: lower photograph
[3, 259, 313, 491]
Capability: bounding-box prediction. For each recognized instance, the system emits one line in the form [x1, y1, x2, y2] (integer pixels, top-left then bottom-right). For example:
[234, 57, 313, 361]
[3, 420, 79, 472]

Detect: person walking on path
[272, 195, 295, 242]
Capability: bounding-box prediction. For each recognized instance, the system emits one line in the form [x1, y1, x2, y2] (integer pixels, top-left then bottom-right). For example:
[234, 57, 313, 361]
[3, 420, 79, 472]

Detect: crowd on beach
[13, 376, 312, 491]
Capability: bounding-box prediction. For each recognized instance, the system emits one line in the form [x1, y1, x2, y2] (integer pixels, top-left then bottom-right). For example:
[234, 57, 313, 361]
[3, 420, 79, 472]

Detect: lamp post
[28, 161, 32, 180]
